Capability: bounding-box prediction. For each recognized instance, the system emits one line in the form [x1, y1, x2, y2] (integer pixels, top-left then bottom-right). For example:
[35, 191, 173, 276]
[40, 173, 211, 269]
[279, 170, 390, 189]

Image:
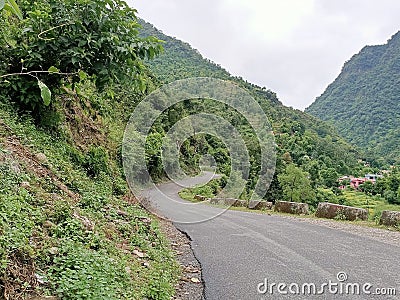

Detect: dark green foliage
[50, 200, 73, 224]
[84, 146, 110, 177]
[278, 163, 315, 203]
[384, 190, 399, 205]
[78, 194, 108, 210]
[0, 162, 39, 272]
[0, 2, 181, 297]
[66, 145, 111, 178]
[306, 32, 400, 165]
[359, 181, 375, 196]
[48, 242, 131, 300]
[0, 0, 162, 112]
[356, 169, 400, 204]
[320, 168, 339, 188]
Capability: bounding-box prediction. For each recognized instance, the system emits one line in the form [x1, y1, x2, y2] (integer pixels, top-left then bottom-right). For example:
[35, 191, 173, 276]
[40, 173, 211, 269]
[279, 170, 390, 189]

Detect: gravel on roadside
[160, 219, 204, 300]
[280, 214, 400, 247]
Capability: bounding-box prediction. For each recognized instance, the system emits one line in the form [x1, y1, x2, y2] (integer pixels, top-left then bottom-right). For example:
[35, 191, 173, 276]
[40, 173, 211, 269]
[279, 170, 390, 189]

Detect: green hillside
[306, 32, 400, 166]
[139, 20, 363, 190]
[0, 2, 178, 299]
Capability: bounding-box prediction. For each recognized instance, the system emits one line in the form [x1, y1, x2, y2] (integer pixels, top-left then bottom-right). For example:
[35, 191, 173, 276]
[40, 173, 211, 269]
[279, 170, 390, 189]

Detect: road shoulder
[160, 219, 204, 300]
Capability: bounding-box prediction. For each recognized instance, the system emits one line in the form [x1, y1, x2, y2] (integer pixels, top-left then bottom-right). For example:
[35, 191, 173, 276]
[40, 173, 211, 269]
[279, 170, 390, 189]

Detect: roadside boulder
[223, 198, 241, 206]
[194, 195, 206, 201]
[223, 198, 235, 206]
[274, 201, 309, 215]
[379, 210, 400, 226]
[315, 202, 367, 221]
[248, 200, 273, 210]
[233, 199, 247, 207]
[210, 198, 224, 205]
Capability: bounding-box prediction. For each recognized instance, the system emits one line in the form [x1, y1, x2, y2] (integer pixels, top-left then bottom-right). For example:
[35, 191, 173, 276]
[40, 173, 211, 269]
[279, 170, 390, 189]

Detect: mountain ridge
[306, 31, 400, 166]
[138, 19, 364, 184]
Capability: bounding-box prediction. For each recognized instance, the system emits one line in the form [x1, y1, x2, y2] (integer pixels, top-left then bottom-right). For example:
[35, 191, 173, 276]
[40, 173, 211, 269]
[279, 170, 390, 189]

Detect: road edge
[159, 219, 205, 299]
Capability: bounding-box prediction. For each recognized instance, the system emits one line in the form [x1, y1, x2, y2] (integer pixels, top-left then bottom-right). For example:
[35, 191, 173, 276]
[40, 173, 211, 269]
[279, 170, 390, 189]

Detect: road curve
[141, 173, 400, 300]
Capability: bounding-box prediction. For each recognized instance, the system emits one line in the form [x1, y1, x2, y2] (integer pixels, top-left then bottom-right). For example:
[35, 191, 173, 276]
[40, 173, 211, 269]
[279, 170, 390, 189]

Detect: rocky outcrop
[274, 201, 309, 215]
[379, 210, 400, 226]
[248, 201, 273, 210]
[315, 202, 368, 221]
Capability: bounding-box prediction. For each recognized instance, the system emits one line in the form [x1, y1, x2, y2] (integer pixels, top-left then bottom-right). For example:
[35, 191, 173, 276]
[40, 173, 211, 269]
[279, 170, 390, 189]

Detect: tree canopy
[0, 0, 162, 110]
[278, 163, 315, 203]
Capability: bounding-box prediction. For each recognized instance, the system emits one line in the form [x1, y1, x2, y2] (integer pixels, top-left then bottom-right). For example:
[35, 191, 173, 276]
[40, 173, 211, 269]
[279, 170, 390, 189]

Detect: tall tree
[320, 167, 339, 188]
[278, 163, 315, 203]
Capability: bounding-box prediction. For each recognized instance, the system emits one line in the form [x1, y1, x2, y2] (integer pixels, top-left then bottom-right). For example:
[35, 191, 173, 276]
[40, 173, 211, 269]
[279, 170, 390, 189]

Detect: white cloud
[129, 0, 400, 110]
[221, 0, 315, 42]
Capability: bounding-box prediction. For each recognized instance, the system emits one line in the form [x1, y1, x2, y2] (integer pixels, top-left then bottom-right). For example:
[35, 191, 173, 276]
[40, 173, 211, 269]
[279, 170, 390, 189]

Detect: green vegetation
[0, 1, 179, 299]
[138, 20, 365, 201]
[306, 31, 400, 166]
[1, 0, 161, 117]
[0, 101, 179, 299]
[278, 163, 314, 204]
[1, 1, 399, 298]
[179, 177, 226, 202]
[359, 170, 400, 204]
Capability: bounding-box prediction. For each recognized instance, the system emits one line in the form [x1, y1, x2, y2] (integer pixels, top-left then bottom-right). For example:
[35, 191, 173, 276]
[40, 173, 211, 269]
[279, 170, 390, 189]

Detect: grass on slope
[0, 99, 180, 299]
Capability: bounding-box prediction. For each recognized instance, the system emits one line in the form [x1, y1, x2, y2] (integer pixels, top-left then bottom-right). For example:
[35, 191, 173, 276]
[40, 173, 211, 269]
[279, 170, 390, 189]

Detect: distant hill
[138, 19, 362, 181]
[306, 32, 400, 166]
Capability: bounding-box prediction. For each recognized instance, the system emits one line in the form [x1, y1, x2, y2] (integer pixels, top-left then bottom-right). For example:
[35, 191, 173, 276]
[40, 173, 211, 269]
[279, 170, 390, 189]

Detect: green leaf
[78, 70, 87, 81]
[48, 66, 59, 73]
[4, 0, 23, 20]
[37, 80, 51, 106]
[0, 0, 5, 10]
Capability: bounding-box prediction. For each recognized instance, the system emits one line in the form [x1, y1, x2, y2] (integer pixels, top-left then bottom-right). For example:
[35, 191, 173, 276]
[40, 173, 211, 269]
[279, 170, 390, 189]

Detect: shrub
[79, 194, 108, 210]
[384, 190, 399, 205]
[84, 146, 110, 177]
[0, 0, 162, 113]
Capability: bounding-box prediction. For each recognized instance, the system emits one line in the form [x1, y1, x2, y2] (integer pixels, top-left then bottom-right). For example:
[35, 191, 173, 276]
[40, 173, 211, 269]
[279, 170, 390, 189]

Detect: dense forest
[0, 0, 398, 299]
[306, 32, 400, 166]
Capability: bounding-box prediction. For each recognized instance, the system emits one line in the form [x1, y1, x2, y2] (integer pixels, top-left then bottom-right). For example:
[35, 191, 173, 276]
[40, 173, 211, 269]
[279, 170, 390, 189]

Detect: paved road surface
[141, 173, 400, 299]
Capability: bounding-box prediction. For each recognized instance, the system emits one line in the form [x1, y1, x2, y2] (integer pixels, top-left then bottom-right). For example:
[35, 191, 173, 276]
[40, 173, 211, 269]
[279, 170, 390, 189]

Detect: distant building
[350, 178, 367, 189]
[339, 174, 383, 190]
[338, 176, 350, 182]
[364, 174, 383, 182]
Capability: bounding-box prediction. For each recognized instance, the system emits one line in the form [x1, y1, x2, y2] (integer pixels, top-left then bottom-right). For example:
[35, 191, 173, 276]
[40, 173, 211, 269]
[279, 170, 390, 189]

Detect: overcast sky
[128, 0, 400, 110]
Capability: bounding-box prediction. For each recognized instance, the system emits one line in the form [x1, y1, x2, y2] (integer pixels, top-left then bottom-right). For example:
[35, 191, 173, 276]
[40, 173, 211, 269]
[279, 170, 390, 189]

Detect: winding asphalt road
[141, 173, 400, 299]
